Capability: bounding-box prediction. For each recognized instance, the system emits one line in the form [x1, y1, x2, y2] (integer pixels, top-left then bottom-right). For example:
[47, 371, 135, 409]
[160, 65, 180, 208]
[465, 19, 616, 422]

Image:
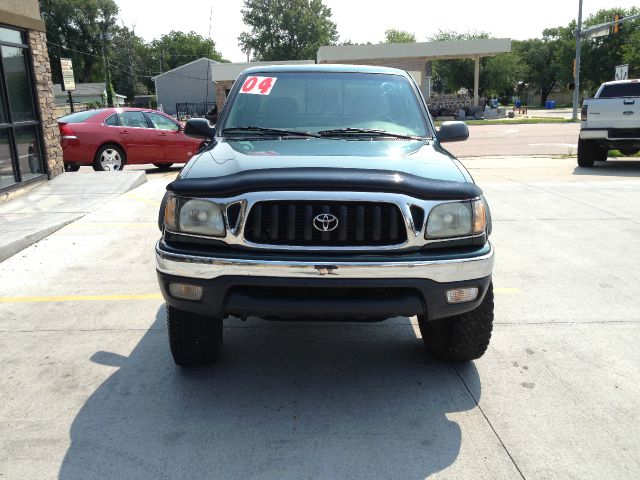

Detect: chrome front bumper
[155, 241, 494, 283]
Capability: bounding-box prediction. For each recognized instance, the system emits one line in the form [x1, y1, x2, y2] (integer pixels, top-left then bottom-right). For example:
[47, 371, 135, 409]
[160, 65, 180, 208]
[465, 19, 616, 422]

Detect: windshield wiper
[317, 128, 424, 141]
[222, 126, 319, 138]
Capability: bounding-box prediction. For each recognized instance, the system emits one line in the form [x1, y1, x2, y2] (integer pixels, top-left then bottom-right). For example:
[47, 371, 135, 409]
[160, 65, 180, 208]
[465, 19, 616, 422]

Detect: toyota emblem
[313, 213, 339, 232]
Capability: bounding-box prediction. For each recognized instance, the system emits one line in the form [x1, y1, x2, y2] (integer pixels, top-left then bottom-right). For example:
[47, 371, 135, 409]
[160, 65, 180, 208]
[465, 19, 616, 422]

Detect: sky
[114, 0, 638, 62]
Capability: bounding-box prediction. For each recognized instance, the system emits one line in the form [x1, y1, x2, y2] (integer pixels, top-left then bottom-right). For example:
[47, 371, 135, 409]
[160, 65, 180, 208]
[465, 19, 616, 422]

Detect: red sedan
[58, 108, 204, 171]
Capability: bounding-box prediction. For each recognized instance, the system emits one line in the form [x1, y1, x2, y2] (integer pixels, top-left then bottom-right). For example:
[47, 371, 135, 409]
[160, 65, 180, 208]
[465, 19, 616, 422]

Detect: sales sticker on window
[239, 76, 277, 95]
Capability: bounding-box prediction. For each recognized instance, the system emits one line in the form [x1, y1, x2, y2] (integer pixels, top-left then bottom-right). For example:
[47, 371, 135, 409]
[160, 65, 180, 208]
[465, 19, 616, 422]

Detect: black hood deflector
[167, 168, 482, 200]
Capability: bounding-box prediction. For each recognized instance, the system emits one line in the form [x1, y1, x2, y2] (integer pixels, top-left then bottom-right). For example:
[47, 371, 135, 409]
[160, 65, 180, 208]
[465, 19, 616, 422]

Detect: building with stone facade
[0, 0, 63, 197]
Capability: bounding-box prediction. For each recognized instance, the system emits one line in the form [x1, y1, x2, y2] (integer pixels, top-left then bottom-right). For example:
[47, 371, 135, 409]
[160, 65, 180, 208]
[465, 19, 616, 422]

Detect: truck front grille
[244, 201, 407, 246]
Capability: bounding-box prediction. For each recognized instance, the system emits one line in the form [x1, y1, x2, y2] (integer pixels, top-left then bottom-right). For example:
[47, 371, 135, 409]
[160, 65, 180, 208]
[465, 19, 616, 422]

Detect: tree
[514, 37, 564, 106]
[580, 7, 640, 95]
[428, 30, 489, 95]
[150, 31, 226, 73]
[110, 26, 156, 99]
[383, 29, 415, 44]
[40, 0, 119, 84]
[238, 0, 338, 61]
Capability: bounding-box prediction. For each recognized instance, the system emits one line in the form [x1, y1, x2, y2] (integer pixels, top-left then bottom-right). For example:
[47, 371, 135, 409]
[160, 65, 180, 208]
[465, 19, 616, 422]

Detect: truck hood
[180, 138, 468, 183]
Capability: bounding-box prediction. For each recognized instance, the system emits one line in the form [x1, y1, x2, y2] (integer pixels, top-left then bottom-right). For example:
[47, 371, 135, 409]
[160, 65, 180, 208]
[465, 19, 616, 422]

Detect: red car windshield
[58, 110, 102, 123]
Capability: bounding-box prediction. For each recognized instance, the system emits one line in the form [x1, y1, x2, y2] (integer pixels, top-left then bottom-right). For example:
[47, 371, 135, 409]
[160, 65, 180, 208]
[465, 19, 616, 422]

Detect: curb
[0, 171, 148, 263]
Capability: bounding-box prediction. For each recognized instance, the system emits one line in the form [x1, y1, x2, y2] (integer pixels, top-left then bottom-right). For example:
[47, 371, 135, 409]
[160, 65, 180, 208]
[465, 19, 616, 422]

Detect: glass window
[0, 27, 24, 45]
[599, 83, 640, 98]
[104, 114, 119, 126]
[2, 46, 35, 122]
[15, 125, 43, 181]
[0, 74, 6, 124]
[118, 111, 149, 128]
[146, 112, 179, 131]
[58, 110, 101, 123]
[0, 129, 16, 188]
[224, 72, 429, 137]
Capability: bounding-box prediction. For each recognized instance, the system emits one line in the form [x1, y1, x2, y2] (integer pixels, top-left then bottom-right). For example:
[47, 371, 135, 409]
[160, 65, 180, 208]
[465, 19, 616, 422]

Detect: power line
[45, 40, 216, 82]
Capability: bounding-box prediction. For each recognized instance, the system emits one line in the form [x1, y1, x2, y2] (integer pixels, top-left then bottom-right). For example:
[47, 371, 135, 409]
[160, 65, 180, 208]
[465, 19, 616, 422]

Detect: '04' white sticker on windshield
[239, 76, 277, 95]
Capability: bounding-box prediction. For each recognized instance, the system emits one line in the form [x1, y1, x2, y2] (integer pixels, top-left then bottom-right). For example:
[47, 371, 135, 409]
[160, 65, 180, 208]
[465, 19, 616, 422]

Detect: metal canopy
[318, 38, 512, 106]
[317, 38, 512, 63]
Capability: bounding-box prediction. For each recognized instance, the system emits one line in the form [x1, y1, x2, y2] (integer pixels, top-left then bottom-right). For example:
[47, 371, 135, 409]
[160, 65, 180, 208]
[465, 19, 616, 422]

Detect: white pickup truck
[578, 79, 640, 167]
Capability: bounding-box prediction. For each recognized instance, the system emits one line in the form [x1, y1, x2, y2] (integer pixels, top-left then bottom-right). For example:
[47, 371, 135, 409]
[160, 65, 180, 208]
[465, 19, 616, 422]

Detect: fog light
[169, 283, 203, 301]
[446, 287, 479, 304]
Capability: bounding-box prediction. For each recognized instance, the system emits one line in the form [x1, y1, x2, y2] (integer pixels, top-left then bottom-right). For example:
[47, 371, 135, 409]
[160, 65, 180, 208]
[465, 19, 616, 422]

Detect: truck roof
[240, 63, 411, 76]
[600, 79, 639, 86]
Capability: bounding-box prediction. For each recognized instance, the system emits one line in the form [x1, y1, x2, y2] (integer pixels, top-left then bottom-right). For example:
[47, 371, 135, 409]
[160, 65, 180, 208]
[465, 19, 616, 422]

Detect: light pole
[572, 0, 583, 121]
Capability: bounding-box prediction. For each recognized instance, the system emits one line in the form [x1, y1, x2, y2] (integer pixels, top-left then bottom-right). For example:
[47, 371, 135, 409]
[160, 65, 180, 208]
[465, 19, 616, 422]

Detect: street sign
[615, 64, 629, 81]
[60, 58, 76, 91]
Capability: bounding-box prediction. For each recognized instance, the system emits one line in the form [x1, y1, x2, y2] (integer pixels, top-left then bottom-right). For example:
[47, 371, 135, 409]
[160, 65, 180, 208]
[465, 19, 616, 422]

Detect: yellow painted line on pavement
[0, 293, 163, 304]
[494, 287, 522, 295]
[67, 222, 157, 229]
[124, 192, 161, 207]
[1, 289, 520, 304]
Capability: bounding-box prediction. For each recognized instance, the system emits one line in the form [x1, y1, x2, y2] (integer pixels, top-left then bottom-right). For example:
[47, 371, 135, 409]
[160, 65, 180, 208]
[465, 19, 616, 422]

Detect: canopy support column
[473, 56, 480, 107]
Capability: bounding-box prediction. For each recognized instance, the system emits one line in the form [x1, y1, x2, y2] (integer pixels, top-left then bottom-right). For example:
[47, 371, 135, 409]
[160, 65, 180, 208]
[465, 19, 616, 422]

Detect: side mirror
[184, 118, 216, 140]
[437, 121, 469, 143]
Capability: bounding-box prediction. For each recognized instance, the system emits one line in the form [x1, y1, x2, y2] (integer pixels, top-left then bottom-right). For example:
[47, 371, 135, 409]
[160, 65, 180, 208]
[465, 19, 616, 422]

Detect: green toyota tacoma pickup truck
[156, 65, 494, 366]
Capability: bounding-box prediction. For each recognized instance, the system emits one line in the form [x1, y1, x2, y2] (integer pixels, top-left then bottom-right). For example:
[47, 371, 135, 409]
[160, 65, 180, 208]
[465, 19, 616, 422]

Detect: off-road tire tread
[166, 305, 222, 366]
[419, 283, 494, 362]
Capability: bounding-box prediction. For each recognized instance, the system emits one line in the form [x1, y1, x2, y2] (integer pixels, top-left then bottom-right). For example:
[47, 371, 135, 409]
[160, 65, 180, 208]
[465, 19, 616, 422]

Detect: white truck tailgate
[587, 97, 640, 130]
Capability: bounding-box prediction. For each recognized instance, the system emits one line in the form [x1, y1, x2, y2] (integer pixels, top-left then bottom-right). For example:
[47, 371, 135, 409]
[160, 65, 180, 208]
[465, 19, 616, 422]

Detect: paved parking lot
[1, 156, 639, 479]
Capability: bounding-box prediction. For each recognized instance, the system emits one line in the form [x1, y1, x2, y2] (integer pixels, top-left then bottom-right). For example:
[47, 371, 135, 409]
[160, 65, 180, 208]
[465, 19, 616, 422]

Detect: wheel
[93, 144, 125, 171]
[166, 305, 223, 366]
[418, 283, 494, 362]
[64, 162, 80, 172]
[596, 147, 608, 162]
[153, 163, 173, 170]
[577, 138, 597, 167]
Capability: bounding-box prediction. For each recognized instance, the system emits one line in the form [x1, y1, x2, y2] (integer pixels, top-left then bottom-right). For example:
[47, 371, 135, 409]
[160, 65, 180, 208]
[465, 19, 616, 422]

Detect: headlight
[179, 199, 225, 236]
[426, 199, 486, 239]
[163, 194, 226, 237]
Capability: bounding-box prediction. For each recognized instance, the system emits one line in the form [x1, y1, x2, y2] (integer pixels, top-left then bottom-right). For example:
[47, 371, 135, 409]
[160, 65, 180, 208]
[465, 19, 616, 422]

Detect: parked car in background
[578, 79, 640, 167]
[58, 108, 204, 171]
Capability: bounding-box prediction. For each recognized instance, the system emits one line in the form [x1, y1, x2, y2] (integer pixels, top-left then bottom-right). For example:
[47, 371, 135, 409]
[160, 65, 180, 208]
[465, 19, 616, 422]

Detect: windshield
[58, 110, 101, 123]
[222, 72, 429, 138]
[598, 82, 640, 98]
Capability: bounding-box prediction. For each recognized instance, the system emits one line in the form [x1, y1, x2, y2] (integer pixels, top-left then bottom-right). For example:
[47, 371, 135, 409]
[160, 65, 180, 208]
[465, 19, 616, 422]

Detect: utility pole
[100, 26, 113, 107]
[572, 0, 583, 121]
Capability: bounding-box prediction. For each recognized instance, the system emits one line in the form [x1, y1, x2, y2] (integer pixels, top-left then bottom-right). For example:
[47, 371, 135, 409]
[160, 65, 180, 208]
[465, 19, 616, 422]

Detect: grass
[609, 149, 640, 158]
[434, 118, 577, 126]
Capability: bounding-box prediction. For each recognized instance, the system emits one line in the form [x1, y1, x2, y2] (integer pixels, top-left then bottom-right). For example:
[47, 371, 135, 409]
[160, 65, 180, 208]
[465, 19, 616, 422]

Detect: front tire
[93, 144, 125, 171]
[577, 138, 597, 167]
[167, 305, 223, 366]
[418, 283, 494, 362]
[64, 162, 80, 172]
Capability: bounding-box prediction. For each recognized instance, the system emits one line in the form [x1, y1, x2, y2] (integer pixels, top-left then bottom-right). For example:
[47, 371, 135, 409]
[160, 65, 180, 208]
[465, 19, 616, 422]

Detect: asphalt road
[1, 156, 640, 479]
[446, 123, 580, 158]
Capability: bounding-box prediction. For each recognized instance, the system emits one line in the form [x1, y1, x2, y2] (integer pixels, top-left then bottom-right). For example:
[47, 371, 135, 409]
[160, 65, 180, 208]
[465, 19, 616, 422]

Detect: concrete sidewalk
[0, 171, 146, 263]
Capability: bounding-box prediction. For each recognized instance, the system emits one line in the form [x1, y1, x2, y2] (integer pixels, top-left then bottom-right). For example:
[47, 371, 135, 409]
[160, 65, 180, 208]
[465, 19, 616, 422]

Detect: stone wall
[216, 80, 236, 110]
[28, 30, 64, 178]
